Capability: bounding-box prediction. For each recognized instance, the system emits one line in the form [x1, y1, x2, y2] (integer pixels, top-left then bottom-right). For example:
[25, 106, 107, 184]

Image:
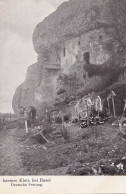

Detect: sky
[0, 0, 66, 113]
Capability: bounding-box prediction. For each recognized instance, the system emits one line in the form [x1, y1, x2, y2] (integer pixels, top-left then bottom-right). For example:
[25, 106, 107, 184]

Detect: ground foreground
[0, 121, 126, 175]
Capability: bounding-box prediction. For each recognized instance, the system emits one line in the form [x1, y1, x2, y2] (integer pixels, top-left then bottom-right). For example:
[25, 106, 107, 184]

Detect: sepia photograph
[0, 0, 126, 183]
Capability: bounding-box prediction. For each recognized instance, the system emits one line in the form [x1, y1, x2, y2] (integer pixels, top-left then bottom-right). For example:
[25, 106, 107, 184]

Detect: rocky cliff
[13, 0, 126, 115]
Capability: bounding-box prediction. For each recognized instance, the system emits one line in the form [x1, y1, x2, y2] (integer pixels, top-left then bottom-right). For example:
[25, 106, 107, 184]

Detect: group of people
[19, 106, 37, 128]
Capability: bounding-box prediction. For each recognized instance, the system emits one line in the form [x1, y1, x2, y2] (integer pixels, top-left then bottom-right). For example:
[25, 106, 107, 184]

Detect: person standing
[18, 106, 25, 129]
[29, 106, 37, 128]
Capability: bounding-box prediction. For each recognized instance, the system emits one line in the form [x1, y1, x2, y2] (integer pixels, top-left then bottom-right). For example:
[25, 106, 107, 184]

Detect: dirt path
[0, 122, 126, 175]
[0, 128, 27, 175]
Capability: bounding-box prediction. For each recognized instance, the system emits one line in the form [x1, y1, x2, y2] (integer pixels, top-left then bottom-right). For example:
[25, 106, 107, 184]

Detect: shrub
[55, 116, 62, 124]
[72, 118, 79, 123]
[64, 114, 70, 122]
[42, 124, 53, 135]
[64, 97, 71, 104]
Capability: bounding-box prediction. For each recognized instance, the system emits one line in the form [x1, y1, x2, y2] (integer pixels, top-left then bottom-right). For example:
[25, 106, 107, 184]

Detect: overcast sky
[0, 0, 66, 113]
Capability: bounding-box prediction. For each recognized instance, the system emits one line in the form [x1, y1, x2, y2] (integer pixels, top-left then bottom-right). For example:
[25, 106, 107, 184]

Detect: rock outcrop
[13, 0, 126, 115]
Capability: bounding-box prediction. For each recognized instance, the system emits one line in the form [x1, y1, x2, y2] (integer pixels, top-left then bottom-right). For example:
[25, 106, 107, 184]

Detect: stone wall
[60, 27, 115, 74]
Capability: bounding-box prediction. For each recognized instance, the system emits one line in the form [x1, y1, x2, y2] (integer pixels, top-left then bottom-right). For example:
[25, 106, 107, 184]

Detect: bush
[64, 97, 71, 104]
[72, 118, 79, 123]
[64, 114, 70, 122]
[42, 124, 53, 135]
[55, 116, 62, 124]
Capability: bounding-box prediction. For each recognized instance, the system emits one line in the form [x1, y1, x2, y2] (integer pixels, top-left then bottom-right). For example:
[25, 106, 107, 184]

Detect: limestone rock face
[33, 0, 111, 53]
[13, 0, 126, 114]
[12, 63, 42, 114]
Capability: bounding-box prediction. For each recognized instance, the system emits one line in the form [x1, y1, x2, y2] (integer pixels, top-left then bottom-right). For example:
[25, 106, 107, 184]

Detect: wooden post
[96, 100, 99, 117]
[87, 103, 89, 130]
[122, 100, 126, 117]
[25, 119, 29, 133]
[107, 98, 110, 116]
[109, 90, 116, 117]
[112, 97, 116, 117]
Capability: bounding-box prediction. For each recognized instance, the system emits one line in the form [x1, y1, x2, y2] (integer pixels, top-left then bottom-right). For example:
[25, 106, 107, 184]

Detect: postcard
[0, 0, 126, 193]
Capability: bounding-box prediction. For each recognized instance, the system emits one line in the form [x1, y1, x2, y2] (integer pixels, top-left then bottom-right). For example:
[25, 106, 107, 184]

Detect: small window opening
[78, 41, 81, 46]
